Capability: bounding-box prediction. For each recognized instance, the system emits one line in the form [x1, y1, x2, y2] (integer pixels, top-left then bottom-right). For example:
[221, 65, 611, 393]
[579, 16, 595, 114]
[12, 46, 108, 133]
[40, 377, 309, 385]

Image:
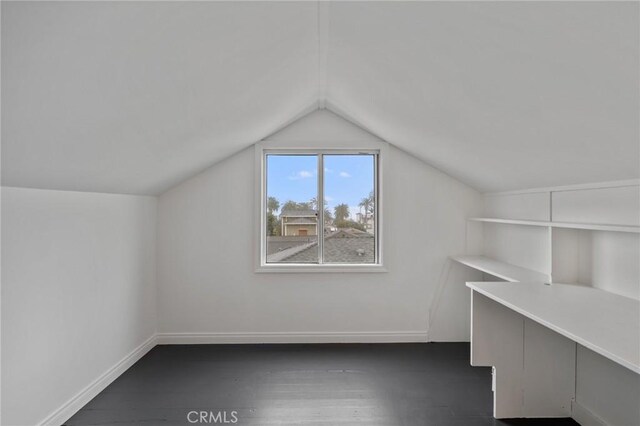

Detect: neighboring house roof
[267, 240, 318, 263]
[330, 228, 370, 238]
[275, 228, 375, 263]
[281, 210, 317, 218]
[266, 236, 318, 256]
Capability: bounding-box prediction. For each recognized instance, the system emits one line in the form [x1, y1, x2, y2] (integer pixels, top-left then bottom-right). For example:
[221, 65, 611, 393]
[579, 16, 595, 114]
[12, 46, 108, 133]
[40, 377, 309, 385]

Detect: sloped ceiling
[326, 1, 639, 192]
[1, 2, 319, 194]
[2, 1, 638, 195]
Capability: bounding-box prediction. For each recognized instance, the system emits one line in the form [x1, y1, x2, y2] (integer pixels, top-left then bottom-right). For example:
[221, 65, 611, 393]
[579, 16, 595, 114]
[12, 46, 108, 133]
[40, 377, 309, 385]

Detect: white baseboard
[38, 334, 157, 426]
[571, 399, 608, 426]
[156, 331, 428, 344]
[23, 333, 617, 426]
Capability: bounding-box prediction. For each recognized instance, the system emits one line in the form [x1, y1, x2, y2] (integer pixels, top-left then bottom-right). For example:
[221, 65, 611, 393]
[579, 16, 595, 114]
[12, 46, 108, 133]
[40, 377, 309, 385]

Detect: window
[257, 148, 383, 271]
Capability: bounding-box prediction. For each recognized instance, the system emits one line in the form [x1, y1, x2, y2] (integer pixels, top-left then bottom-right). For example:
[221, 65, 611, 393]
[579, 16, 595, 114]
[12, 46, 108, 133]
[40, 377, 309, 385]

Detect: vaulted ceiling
[2, 1, 638, 195]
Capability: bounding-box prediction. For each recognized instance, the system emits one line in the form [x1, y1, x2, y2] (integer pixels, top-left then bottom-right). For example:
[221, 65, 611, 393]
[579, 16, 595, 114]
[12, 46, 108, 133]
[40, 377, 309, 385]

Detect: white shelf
[467, 281, 640, 374]
[469, 217, 640, 233]
[451, 255, 549, 283]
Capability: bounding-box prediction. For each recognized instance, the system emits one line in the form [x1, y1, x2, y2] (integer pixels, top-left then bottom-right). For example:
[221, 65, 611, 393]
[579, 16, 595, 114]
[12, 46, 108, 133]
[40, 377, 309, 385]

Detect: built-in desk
[467, 281, 640, 421]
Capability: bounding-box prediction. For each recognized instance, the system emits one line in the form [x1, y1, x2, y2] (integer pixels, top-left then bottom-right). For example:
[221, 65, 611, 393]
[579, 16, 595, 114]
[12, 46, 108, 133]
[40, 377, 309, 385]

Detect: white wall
[1, 187, 158, 426]
[157, 110, 483, 342]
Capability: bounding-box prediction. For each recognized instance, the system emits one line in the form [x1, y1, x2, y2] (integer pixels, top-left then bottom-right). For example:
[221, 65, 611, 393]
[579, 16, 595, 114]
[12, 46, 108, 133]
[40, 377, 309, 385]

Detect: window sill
[254, 264, 387, 274]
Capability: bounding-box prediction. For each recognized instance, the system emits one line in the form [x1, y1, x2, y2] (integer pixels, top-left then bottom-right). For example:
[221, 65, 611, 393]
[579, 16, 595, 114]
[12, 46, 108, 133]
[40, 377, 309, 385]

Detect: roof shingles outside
[266, 236, 317, 256]
[279, 229, 374, 264]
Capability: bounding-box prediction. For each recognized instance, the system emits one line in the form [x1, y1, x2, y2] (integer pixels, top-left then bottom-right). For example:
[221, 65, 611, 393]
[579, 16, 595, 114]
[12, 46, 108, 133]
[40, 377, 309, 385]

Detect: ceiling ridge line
[317, 0, 330, 109]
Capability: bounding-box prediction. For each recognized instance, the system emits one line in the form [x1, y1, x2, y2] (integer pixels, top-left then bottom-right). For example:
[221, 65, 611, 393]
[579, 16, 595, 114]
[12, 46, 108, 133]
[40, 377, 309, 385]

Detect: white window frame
[254, 142, 387, 273]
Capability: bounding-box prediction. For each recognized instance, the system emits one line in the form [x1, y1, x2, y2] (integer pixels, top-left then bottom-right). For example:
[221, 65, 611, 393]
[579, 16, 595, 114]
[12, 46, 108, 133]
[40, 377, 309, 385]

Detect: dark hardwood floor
[66, 343, 579, 426]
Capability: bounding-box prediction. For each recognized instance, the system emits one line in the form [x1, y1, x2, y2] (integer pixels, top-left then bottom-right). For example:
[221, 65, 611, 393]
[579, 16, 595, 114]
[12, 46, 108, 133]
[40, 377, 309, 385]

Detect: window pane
[265, 154, 319, 263]
[322, 154, 376, 264]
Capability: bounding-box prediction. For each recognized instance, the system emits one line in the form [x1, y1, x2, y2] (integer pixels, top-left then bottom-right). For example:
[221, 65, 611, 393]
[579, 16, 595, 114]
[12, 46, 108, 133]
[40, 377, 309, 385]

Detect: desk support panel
[471, 291, 575, 418]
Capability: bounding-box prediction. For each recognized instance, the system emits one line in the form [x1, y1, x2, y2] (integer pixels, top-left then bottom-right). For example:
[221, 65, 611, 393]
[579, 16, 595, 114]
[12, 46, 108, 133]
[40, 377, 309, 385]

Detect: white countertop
[467, 281, 640, 374]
